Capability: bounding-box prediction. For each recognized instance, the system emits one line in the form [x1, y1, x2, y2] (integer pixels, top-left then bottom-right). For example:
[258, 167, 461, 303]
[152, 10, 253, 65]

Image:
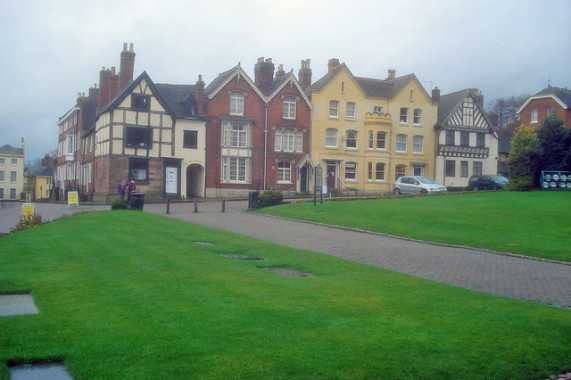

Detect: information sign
[68, 191, 79, 206]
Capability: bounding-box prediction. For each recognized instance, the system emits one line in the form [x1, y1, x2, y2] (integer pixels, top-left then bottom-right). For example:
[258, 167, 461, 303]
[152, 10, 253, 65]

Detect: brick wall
[520, 98, 571, 127]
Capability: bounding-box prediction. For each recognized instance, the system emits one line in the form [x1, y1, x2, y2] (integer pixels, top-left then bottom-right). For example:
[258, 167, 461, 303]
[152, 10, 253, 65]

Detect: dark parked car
[466, 175, 509, 191]
[393, 176, 447, 195]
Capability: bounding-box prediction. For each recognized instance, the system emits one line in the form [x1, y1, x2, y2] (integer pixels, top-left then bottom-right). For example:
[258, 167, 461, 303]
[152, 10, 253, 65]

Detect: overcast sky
[1, 0, 570, 162]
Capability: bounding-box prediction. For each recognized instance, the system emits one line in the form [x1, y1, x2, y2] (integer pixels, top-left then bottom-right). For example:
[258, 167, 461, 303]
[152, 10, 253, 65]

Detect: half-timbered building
[434, 88, 498, 189]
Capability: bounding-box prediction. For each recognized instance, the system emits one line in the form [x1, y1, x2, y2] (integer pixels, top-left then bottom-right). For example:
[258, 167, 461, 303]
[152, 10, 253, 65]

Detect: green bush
[258, 191, 283, 208]
[111, 199, 130, 210]
[12, 214, 43, 232]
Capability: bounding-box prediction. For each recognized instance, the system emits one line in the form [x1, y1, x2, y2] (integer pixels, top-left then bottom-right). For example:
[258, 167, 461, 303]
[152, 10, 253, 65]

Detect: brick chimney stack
[328, 58, 340, 72]
[275, 64, 286, 78]
[254, 57, 275, 89]
[387, 69, 396, 79]
[98, 67, 111, 108]
[119, 42, 136, 90]
[195, 74, 206, 116]
[432, 86, 440, 103]
[298, 59, 312, 90]
[89, 84, 99, 104]
[109, 66, 119, 101]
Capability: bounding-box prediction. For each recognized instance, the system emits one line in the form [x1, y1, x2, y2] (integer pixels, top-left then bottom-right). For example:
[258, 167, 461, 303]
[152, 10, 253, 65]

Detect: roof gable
[310, 64, 365, 97]
[155, 83, 199, 119]
[205, 64, 267, 102]
[0, 144, 24, 155]
[97, 71, 176, 119]
[267, 72, 313, 109]
[517, 86, 571, 114]
[437, 89, 495, 133]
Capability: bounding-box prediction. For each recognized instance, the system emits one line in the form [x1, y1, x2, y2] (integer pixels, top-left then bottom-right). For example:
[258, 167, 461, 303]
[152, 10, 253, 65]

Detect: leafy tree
[506, 125, 542, 191]
[536, 116, 571, 172]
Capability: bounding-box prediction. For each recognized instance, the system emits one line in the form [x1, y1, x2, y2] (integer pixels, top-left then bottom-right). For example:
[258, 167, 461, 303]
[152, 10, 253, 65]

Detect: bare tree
[486, 94, 529, 129]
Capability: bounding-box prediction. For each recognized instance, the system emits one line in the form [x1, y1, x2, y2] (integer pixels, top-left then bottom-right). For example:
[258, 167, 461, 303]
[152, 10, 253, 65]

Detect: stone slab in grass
[9, 362, 73, 380]
[0, 294, 39, 317]
[220, 254, 265, 260]
[194, 242, 213, 246]
[263, 267, 314, 278]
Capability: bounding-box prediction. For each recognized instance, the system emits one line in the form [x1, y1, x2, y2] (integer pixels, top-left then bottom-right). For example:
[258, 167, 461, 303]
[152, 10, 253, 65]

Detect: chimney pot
[299, 58, 312, 90]
[432, 86, 440, 103]
[123, 42, 128, 51]
[328, 58, 340, 72]
[387, 69, 396, 79]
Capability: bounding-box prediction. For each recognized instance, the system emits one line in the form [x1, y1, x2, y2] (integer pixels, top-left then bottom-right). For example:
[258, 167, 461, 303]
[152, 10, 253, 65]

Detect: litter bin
[130, 192, 145, 211]
[248, 190, 259, 211]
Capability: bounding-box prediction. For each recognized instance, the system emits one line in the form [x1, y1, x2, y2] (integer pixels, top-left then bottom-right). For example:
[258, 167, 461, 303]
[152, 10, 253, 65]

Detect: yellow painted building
[24, 166, 54, 201]
[309, 60, 438, 194]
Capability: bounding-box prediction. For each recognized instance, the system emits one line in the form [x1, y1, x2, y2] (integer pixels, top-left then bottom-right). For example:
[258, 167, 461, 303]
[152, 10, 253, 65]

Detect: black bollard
[166, 198, 170, 214]
[194, 198, 198, 213]
[222, 199, 226, 213]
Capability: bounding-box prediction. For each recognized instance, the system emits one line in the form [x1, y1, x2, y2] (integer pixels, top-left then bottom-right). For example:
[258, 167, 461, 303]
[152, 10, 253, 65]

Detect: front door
[165, 166, 178, 194]
[300, 167, 308, 193]
[326, 163, 337, 192]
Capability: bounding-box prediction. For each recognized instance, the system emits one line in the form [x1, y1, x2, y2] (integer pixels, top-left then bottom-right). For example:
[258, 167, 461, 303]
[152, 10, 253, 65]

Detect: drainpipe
[263, 104, 268, 191]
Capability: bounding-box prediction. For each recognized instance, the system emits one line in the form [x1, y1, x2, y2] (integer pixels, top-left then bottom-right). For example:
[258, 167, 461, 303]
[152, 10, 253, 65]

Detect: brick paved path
[145, 200, 571, 309]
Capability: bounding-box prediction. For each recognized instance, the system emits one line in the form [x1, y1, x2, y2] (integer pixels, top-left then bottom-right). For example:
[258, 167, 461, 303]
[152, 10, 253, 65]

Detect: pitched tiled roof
[534, 86, 571, 108]
[0, 144, 23, 155]
[205, 66, 239, 96]
[355, 74, 415, 99]
[25, 166, 53, 177]
[261, 73, 290, 97]
[155, 84, 198, 119]
[310, 64, 347, 92]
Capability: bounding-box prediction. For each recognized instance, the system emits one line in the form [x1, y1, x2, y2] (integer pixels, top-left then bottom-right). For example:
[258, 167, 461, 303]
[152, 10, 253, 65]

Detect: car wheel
[420, 188, 428, 195]
[473, 187, 479, 191]
[393, 188, 401, 196]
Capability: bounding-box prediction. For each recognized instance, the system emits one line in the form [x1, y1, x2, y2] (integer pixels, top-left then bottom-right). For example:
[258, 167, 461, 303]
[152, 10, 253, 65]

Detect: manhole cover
[220, 254, 265, 260]
[262, 267, 314, 277]
[9, 362, 73, 380]
[194, 242, 213, 246]
[0, 294, 39, 317]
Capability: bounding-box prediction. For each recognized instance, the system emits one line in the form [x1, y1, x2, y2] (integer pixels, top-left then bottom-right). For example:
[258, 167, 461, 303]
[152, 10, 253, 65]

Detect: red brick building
[204, 58, 313, 198]
[517, 86, 571, 127]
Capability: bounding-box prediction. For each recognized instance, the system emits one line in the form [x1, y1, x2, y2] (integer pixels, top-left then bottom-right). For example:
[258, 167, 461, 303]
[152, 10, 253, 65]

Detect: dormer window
[230, 92, 244, 115]
[132, 94, 151, 111]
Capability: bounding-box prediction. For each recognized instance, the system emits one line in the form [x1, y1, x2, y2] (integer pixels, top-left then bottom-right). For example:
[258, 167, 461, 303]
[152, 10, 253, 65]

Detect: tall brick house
[204, 58, 312, 198]
[517, 86, 571, 127]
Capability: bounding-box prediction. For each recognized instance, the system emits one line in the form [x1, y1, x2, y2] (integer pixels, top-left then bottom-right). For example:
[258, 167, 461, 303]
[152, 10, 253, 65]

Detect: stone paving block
[9, 362, 73, 380]
[0, 294, 39, 317]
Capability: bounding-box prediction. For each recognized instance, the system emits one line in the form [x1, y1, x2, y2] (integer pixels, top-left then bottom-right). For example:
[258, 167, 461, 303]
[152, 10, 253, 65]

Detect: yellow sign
[22, 203, 35, 219]
[68, 191, 79, 206]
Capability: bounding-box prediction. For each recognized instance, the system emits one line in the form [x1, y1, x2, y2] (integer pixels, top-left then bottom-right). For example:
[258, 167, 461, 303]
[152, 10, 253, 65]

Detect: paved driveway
[145, 200, 571, 309]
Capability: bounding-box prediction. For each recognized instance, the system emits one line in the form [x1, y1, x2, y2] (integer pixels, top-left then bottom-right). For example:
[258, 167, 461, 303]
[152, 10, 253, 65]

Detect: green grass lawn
[257, 191, 571, 262]
[0, 211, 569, 379]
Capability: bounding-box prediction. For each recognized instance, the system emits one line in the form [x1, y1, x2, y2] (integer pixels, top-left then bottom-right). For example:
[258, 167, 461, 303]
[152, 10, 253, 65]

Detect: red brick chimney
[298, 59, 312, 90]
[432, 86, 441, 103]
[275, 64, 286, 78]
[109, 66, 119, 102]
[119, 42, 136, 90]
[98, 67, 111, 108]
[254, 57, 275, 89]
[195, 74, 206, 116]
[328, 58, 340, 72]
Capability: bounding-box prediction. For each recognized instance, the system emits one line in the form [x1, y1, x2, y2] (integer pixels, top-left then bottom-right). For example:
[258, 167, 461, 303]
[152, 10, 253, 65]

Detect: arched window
[229, 92, 244, 115]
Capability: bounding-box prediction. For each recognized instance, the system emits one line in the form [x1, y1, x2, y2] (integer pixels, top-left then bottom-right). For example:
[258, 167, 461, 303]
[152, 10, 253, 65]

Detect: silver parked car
[393, 176, 447, 195]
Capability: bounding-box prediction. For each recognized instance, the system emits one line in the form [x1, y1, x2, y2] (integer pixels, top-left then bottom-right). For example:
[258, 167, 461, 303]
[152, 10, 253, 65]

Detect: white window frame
[375, 162, 385, 181]
[229, 92, 245, 116]
[413, 165, 424, 176]
[373, 106, 382, 114]
[376, 131, 386, 150]
[10, 171, 17, 182]
[400, 107, 408, 124]
[222, 157, 249, 183]
[413, 109, 422, 125]
[345, 130, 358, 149]
[345, 162, 357, 181]
[460, 161, 469, 177]
[223, 122, 249, 148]
[547, 107, 555, 118]
[283, 97, 296, 119]
[346, 102, 355, 120]
[277, 161, 292, 183]
[11, 158, 18, 165]
[329, 100, 339, 118]
[413, 135, 423, 153]
[530, 109, 538, 123]
[473, 161, 483, 176]
[325, 128, 338, 148]
[396, 134, 407, 152]
[0, 171, 4, 182]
